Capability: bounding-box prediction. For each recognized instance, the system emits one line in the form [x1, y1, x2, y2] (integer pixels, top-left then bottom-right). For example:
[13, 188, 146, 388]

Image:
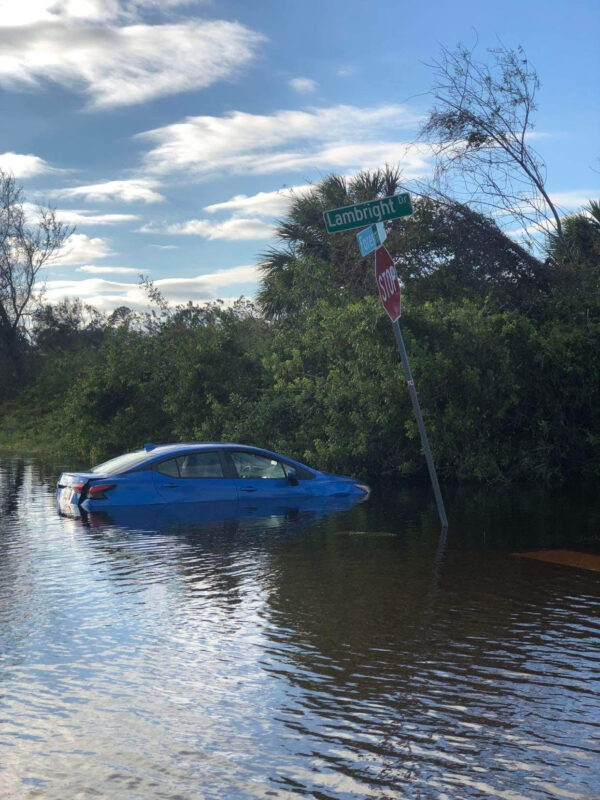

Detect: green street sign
[323, 192, 412, 234]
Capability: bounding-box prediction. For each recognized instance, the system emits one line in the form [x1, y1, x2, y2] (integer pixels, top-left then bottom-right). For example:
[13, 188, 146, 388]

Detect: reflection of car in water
[57, 443, 370, 515]
[72, 494, 367, 535]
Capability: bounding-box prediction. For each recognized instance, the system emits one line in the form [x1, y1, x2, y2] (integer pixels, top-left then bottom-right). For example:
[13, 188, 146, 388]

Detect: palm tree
[257, 167, 550, 319]
[547, 201, 600, 266]
[257, 167, 403, 319]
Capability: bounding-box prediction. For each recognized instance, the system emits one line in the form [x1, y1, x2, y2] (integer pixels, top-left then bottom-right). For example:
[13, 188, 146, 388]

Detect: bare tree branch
[419, 41, 572, 261]
[0, 169, 74, 380]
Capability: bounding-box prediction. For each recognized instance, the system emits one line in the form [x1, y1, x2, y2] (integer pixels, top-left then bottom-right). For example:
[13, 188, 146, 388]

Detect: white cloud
[204, 185, 311, 218]
[506, 199, 600, 242]
[289, 77, 317, 93]
[49, 233, 113, 265]
[549, 190, 599, 211]
[77, 265, 141, 274]
[139, 104, 424, 177]
[154, 265, 261, 296]
[23, 201, 138, 226]
[43, 264, 261, 311]
[57, 209, 139, 225]
[0, 151, 53, 178]
[0, 0, 205, 26]
[0, 18, 264, 108]
[0, 1, 120, 26]
[148, 244, 179, 250]
[52, 179, 164, 204]
[245, 140, 431, 177]
[139, 217, 275, 240]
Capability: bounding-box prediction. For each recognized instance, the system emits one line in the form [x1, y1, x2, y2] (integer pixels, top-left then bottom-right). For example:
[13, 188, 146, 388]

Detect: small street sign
[375, 246, 401, 322]
[357, 221, 387, 257]
[322, 187, 448, 528]
[323, 192, 412, 234]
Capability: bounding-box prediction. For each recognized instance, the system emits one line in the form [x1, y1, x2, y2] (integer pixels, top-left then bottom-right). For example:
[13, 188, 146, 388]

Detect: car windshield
[90, 450, 150, 475]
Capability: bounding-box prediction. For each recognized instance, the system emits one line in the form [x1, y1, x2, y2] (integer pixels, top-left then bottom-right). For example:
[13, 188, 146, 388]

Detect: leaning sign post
[374, 246, 448, 530]
[323, 193, 448, 530]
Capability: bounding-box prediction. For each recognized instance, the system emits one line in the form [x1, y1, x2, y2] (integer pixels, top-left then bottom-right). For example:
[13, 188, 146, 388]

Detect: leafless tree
[419, 41, 572, 261]
[0, 169, 73, 380]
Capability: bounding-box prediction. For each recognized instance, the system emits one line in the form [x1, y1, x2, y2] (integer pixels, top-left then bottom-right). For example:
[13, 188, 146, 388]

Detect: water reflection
[76, 493, 367, 534]
[1, 457, 599, 799]
[0, 457, 25, 518]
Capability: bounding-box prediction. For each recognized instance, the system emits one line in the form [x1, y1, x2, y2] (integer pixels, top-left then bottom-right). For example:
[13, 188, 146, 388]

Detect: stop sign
[375, 246, 401, 322]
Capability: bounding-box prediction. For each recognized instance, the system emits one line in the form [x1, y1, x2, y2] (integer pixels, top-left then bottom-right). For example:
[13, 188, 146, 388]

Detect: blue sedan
[57, 443, 370, 513]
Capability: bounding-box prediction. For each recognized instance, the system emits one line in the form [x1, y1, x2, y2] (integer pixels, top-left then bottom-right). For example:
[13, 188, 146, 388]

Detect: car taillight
[72, 483, 85, 492]
[87, 483, 116, 500]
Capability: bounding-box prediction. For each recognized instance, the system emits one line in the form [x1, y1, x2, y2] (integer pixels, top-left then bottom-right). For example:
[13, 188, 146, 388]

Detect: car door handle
[240, 486, 258, 493]
[163, 484, 178, 489]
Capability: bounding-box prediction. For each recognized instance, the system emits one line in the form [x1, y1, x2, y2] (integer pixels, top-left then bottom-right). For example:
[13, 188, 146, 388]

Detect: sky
[1, 0, 598, 313]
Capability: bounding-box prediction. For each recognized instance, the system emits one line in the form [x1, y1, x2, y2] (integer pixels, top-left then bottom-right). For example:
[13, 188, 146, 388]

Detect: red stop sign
[375, 246, 401, 321]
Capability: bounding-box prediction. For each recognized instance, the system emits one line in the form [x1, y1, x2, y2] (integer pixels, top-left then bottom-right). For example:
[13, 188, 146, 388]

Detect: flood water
[1, 455, 599, 799]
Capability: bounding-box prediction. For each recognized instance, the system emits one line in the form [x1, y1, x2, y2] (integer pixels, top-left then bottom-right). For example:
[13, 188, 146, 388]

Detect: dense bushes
[1, 180, 599, 485]
[2, 283, 598, 485]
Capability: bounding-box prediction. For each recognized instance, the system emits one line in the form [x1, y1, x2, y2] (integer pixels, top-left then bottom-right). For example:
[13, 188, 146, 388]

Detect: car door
[151, 450, 239, 504]
[226, 450, 308, 502]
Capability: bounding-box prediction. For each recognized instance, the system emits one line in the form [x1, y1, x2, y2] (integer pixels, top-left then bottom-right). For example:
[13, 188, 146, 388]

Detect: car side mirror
[287, 468, 299, 486]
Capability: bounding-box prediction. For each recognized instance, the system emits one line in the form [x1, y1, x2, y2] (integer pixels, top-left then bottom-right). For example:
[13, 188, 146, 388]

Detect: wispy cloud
[289, 77, 317, 93]
[0, 15, 264, 108]
[52, 179, 164, 204]
[0, 152, 54, 178]
[57, 209, 139, 226]
[0, 1, 207, 27]
[153, 265, 261, 295]
[77, 265, 141, 274]
[24, 202, 138, 226]
[44, 264, 261, 311]
[139, 104, 424, 177]
[548, 190, 599, 211]
[204, 186, 311, 218]
[139, 217, 275, 240]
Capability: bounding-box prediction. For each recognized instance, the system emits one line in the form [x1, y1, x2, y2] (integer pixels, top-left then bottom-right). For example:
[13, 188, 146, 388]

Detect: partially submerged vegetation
[1, 170, 599, 484]
[1, 43, 599, 484]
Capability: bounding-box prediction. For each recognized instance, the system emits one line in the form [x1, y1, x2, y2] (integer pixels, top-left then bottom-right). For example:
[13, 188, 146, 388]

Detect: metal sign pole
[323, 194, 448, 529]
[392, 318, 448, 531]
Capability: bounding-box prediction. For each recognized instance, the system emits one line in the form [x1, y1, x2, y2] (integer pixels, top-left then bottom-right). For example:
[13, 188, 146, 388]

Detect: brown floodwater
[1, 455, 599, 799]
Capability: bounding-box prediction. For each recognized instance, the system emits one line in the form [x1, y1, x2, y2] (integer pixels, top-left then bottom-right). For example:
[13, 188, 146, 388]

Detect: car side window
[231, 452, 286, 479]
[177, 452, 223, 479]
[155, 458, 180, 478]
[282, 462, 315, 481]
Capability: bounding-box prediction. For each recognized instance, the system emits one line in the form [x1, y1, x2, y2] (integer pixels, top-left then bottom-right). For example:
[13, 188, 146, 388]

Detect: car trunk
[56, 471, 108, 508]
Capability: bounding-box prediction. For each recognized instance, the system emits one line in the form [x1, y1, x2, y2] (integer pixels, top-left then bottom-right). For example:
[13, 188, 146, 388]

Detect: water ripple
[0, 459, 599, 799]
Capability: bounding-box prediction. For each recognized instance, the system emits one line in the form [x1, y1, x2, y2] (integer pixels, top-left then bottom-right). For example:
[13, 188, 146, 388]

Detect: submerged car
[57, 443, 370, 513]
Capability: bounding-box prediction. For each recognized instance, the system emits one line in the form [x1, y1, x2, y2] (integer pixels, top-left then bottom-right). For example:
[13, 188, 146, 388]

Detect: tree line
[1, 43, 599, 484]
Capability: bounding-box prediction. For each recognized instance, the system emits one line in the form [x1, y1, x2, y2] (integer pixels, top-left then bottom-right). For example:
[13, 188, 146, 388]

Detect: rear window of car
[154, 452, 224, 479]
[178, 452, 223, 478]
[155, 458, 180, 477]
[90, 450, 150, 475]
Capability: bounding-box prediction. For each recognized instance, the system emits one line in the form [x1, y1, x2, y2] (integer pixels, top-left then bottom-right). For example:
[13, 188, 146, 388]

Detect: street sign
[321, 187, 446, 527]
[323, 192, 412, 234]
[375, 246, 401, 322]
[357, 221, 387, 257]
[375, 244, 448, 528]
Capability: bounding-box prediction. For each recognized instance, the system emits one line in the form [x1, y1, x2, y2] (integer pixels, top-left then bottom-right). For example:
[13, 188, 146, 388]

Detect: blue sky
[1, 0, 598, 313]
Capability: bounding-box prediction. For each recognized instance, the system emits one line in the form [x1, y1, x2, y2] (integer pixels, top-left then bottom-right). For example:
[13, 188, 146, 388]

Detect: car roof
[140, 443, 317, 473]
[144, 442, 273, 455]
